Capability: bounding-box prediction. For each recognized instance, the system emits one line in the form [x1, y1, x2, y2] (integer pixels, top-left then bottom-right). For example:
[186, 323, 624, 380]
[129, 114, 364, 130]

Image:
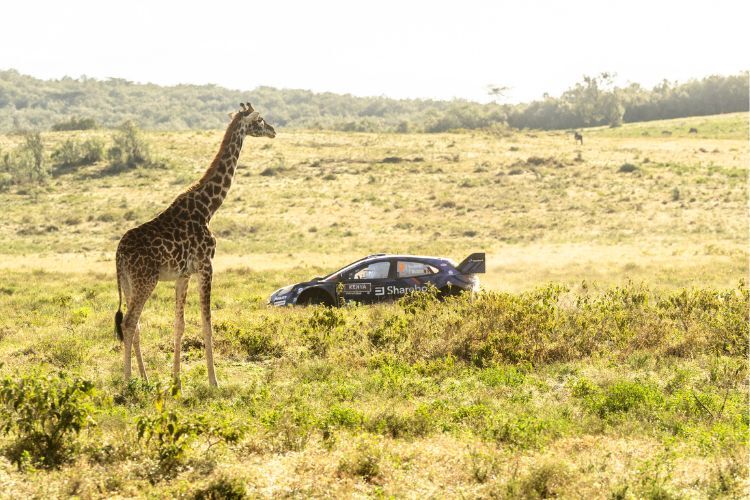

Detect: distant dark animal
[574, 132, 583, 145]
[689, 127, 698, 134]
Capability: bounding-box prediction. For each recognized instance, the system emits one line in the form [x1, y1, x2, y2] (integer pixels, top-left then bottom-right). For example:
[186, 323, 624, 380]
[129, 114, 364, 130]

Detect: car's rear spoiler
[457, 252, 486, 274]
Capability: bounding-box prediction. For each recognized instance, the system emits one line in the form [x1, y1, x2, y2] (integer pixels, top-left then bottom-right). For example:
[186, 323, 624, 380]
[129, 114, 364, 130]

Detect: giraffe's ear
[248, 111, 260, 120]
[228, 112, 237, 120]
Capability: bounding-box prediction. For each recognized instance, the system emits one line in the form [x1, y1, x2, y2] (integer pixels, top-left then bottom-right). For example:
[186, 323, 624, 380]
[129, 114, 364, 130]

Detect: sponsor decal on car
[344, 283, 372, 294]
[375, 284, 430, 296]
[388, 284, 429, 295]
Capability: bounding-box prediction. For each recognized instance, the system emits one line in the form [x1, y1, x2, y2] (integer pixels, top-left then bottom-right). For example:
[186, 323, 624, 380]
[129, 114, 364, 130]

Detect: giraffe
[114, 103, 275, 387]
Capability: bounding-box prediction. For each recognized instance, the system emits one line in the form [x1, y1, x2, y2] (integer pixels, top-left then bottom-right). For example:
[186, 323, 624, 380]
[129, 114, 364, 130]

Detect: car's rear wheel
[438, 285, 463, 300]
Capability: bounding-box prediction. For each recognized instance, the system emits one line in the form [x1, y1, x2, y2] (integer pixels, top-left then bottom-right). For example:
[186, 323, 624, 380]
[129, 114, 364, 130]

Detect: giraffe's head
[234, 102, 276, 139]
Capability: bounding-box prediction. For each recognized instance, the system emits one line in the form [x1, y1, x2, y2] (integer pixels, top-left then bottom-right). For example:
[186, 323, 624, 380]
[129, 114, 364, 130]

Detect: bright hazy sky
[2, 0, 747, 103]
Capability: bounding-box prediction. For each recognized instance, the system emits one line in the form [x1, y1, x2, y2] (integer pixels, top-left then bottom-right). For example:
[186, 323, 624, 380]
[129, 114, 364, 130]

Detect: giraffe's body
[115, 104, 275, 387]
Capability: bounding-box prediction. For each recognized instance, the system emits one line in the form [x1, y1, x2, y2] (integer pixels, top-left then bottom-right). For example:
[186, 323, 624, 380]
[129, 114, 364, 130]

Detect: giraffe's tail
[114, 259, 124, 342]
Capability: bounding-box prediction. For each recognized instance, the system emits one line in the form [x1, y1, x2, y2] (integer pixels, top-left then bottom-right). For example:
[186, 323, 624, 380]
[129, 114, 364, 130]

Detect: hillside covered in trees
[0, 69, 746, 132]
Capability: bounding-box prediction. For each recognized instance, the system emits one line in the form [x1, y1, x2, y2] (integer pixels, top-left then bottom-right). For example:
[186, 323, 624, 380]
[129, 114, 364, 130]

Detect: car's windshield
[321, 260, 366, 281]
[321, 258, 388, 281]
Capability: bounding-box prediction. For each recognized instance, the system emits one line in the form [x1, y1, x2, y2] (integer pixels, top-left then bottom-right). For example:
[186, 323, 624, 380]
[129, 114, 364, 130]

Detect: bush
[238, 329, 283, 360]
[594, 380, 663, 418]
[379, 281, 748, 368]
[514, 460, 570, 498]
[0, 370, 95, 468]
[137, 387, 243, 478]
[193, 475, 247, 499]
[338, 437, 383, 482]
[302, 307, 346, 356]
[215, 319, 284, 360]
[618, 162, 638, 173]
[52, 138, 104, 168]
[108, 121, 152, 169]
[51, 117, 97, 131]
[0, 132, 47, 186]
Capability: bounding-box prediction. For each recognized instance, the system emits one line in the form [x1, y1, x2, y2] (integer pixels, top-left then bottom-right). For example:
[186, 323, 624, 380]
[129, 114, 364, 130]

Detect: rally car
[269, 253, 485, 306]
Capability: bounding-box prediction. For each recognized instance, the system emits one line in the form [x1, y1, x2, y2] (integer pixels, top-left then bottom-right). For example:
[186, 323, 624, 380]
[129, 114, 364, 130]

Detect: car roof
[321, 254, 455, 280]
[349, 254, 455, 269]
[364, 253, 449, 262]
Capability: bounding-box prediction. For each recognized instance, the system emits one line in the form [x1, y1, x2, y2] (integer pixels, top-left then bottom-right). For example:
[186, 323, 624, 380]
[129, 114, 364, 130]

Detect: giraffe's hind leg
[173, 276, 190, 388]
[134, 322, 148, 381]
[122, 274, 157, 382]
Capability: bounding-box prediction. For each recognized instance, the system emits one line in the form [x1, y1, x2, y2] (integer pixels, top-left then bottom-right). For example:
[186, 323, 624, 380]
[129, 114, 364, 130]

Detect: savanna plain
[0, 112, 748, 498]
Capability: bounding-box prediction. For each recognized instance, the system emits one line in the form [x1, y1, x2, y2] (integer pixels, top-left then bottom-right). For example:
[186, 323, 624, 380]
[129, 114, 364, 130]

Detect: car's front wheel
[297, 288, 335, 307]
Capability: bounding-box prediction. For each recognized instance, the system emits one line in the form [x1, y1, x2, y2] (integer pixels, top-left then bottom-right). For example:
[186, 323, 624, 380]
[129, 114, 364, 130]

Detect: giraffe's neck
[193, 119, 246, 221]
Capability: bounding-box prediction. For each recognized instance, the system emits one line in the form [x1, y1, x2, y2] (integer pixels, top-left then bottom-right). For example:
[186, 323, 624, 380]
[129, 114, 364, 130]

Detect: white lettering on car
[386, 284, 429, 295]
[344, 283, 372, 294]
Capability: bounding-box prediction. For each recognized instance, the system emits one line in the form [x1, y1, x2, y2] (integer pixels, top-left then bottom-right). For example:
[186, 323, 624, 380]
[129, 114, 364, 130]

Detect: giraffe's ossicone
[114, 103, 276, 387]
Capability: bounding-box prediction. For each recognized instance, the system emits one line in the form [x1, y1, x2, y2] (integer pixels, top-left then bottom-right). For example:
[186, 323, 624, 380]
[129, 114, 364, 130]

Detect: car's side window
[352, 261, 390, 280]
[397, 261, 439, 278]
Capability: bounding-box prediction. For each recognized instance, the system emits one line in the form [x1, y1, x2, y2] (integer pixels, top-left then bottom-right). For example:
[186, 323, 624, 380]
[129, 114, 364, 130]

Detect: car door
[341, 259, 392, 304]
[391, 259, 441, 297]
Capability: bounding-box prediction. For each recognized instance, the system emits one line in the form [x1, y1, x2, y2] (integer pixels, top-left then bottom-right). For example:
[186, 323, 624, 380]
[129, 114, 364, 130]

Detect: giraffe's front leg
[198, 265, 218, 387]
[173, 276, 190, 388]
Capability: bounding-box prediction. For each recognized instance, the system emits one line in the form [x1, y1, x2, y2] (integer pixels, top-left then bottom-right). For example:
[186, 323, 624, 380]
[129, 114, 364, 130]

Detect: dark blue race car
[269, 253, 485, 306]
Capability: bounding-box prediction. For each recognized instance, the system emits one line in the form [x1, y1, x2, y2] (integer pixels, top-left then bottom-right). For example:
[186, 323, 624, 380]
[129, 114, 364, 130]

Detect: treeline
[0, 69, 747, 132]
[507, 72, 749, 130]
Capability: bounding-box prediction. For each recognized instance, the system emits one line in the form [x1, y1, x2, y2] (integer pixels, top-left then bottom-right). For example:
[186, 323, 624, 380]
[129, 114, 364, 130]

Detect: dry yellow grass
[1, 112, 747, 291]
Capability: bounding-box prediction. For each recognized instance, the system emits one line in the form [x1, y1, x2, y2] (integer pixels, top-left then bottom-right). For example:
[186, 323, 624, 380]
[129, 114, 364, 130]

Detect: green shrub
[365, 406, 433, 438]
[0, 370, 95, 468]
[52, 138, 104, 168]
[261, 404, 318, 452]
[0, 132, 47, 185]
[108, 121, 152, 169]
[137, 388, 243, 477]
[51, 117, 97, 131]
[486, 414, 552, 449]
[578, 379, 664, 419]
[192, 475, 247, 499]
[516, 460, 570, 499]
[215, 319, 283, 360]
[338, 436, 383, 482]
[302, 307, 346, 356]
[478, 365, 527, 388]
[326, 404, 364, 429]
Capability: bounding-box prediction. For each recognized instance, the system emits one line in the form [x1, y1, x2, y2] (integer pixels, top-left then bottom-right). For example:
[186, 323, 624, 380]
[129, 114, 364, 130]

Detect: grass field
[0, 112, 747, 497]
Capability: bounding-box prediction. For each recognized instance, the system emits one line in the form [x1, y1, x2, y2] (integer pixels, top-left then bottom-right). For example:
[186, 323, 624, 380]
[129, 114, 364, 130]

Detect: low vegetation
[0, 274, 746, 496]
[0, 112, 747, 496]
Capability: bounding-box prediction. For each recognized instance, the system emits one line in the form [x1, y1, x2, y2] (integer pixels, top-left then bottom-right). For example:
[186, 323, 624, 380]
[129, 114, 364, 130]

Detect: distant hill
[0, 69, 746, 132]
[0, 70, 506, 133]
